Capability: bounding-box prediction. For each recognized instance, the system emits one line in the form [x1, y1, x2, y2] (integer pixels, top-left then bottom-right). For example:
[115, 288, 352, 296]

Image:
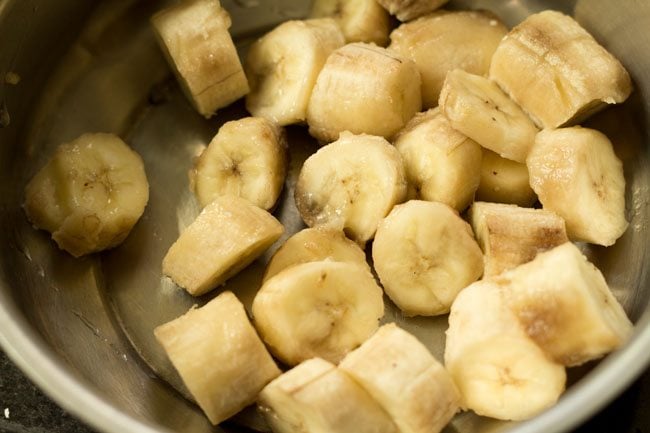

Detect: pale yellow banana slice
[377, 0, 449, 22]
[162, 195, 284, 296]
[294, 132, 407, 245]
[245, 19, 345, 126]
[389, 10, 507, 108]
[468, 201, 568, 277]
[340, 323, 460, 433]
[190, 117, 287, 210]
[310, 0, 391, 45]
[476, 148, 537, 207]
[489, 10, 632, 129]
[439, 69, 539, 163]
[252, 260, 384, 366]
[258, 358, 398, 433]
[394, 108, 482, 211]
[306, 43, 421, 143]
[154, 291, 280, 425]
[151, 0, 249, 118]
[372, 200, 483, 316]
[527, 126, 627, 246]
[24, 133, 149, 258]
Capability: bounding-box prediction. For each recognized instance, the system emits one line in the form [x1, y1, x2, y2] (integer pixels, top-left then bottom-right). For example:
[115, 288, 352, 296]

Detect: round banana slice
[476, 148, 537, 207]
[309, 0, 391, 46]
[24, 133, 149, 257]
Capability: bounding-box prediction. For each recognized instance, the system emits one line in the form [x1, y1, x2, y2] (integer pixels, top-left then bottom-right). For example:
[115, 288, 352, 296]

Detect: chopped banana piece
[377, 0, 449, 22]
[310, 0, 391, 45]
[476, 148, 537, 207]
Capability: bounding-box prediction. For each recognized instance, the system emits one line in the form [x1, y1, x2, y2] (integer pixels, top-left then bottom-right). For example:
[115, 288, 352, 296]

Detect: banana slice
[162, 194, 284, 296]
[151, 0, 249, 118]
[154, 291, 280, 425]
[377, 0, 449, 22]
[489, 10, 632, 129]
[439, 69, 539, 163]
[340, 323, 460, 433]
[372, 200, 484, 316]
[258, 358, 398, 433]
[306, 42, 421, 143]
[245, 19, 345, 126]
[309, 0, 391, 45]
[527, 126, 627, 246]
[24, 133, 149, 258]
[476, 148, 537, 207]
[389, 10, 507, 108]
[252, 260, 384, 366]
[294, 132, 407, 245]
[468, 202, 568, 277]
[394, 108, 482, 211]
[190, 117, 287, 210]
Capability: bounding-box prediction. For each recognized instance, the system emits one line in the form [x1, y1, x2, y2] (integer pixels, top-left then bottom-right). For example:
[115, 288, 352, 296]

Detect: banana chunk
[258, 358, 398, 433]
[162, 195, 284, 296]
[252, 261, 384, 366]
[468, 202, 568, 277]
[245, 19, 345, 126]
[310, 0, 391, 46]
[476, 149, 537, 207]
[24, 133, 149, 258]
[527, 126, 627, 246]
[154, 291, 280, 425]
[190, 117, 287, 210]
[394, 108, 482, 211]
[489, 10, 632, 129]
[295, 132, 407, 245]
[377, 0, 449, 22]
[389, 10, 507, 108]
[340, 323, 460, 433]
[151, 0, 249, 118]
[306, 43, 421, 142]
[439, 69, 539, 163]
[372, 200, 484, 316]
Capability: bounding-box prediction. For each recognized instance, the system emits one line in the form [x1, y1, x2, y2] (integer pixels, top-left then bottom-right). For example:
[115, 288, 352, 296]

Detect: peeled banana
[309, 0, 391, 45]
[476, 148, 537, 207]
[377, 0, 449, 22]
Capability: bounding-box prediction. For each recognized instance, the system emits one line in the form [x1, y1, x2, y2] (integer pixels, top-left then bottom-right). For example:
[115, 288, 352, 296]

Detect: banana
[258, 358, 398, 433]
[252, 260, 384, 366]
[151, 0, 249, 118]
[154, 291, 281, 425]
[306, 42, 422, 143]
[244, 18, 345, 126]
[468, 201, 568, 277]
[489, 10, 632, 129]
[339, 323, 460, 433]
[389, 10, 507, 108]
[394, 108, 482, 211]
[476, 148, 537, 207]
[377, 0, 448, 22]
[190, 117, 287, 210]
[445, 280, 566, 421]
[372, 200, 484, 316]
[294, 132, 407, 245]
[24, 133, 149, 258]
[309, 0, 391, 46]
[439, 69, 539, 163]
[526, 126, 628, 246]
[162, 194, 284, 296]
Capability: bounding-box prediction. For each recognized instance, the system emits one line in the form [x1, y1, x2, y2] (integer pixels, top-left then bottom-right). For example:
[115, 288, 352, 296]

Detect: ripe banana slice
[162, 195, 284, 296]
[527, 126, 627, 246]
[154, 291, 281, 425]
[439, 69, 539, 163]
[377, 0, 449, 22]
[309, 0, 391, 46]
[372, 200, 484, 316]
[394, 108, 482, 211]
[245, 19, 345, 126]
[306, 43, 422, 143]
[252, 260, 384, 366]
[294, 132, 407, 245]
[476, 148, 537, 207]
[489, 10, 632, 129]
[24, 133, 149, 258]
[258, 358, 398, 433]
[151, 0, 249, 118]
[340, 323, 460, 433]
[468, 202, 568, 277]
[190, 117, 287, 210]
[389, 10, 507, 108]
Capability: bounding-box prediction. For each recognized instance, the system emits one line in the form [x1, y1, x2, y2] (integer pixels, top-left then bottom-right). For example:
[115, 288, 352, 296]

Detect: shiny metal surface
[0, 1, 649, 433]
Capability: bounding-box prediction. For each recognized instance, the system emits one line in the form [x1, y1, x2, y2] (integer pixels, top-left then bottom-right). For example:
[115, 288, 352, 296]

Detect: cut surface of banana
[24, 133, 149, 258]
[252, 260, 384, 366]
[372, 200, 484, 316]
[377, 0, 449, 22]
[162, 194, 284, 296]
[190, 117, 287, 210]
[309, 0, 391, 46]
[154, 291, 281, 425]
[476, 148, 537, 207]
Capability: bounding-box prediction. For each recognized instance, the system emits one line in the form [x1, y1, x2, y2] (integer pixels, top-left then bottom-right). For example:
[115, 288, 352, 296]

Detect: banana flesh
[476, 148, 537, 207]
[310, 0, 391, 45]
[377, 0, 449, 22]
